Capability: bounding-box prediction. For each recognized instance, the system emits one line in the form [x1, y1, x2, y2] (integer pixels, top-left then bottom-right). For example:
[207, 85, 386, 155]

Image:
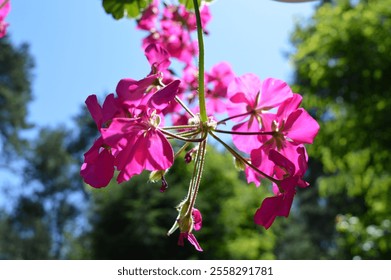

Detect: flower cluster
[81, 0, 320, 251]
[0, 0, 10, 38]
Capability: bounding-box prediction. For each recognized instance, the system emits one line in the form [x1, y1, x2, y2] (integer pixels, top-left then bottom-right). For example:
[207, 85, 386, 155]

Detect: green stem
[214, 129, 274, 136]
[186, 139, 207, 217]
[193, 0, 207, 122]
[161, 129, 206, 142]
[217, 111, 252, 124]
[209, 131, 279, 184]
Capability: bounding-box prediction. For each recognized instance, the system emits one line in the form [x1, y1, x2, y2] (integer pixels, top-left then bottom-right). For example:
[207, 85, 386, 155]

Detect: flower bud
[149, 170, 166, 182]
[233, 157, 246, 171]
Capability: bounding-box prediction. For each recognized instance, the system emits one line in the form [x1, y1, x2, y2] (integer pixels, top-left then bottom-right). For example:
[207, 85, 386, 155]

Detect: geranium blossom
[247, 93, 319, 186]
[227, 74, 293, 154]
[254, 147, 308, 229]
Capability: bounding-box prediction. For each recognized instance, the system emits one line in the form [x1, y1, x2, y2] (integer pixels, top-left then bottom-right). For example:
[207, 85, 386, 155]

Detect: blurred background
[0, 0, 390, 259]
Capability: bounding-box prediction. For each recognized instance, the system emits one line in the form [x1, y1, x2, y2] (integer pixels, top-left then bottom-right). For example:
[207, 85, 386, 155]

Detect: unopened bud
[233, 157, 246, 171]
[184, 146, 199, 164]
[160, 176, 168, 192]
[149, 170, 166, 182]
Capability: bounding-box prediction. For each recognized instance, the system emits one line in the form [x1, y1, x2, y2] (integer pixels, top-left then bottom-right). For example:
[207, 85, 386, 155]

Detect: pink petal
[277, 93, 303, 119]
[268, 149, 296, 176]
[227, 73, 261, 101]
[80, 137, 115, 188]
[258, 78, 293, 109]
[192, 208, 202, 231]
[0, 2, 10, 18]
[85, 95, 103, 128]
[144, 43, 171, 72]
[284, 109, 320, 144]
[187, 233, 203, 252]
[148, 80, 180, 111]
[250, 146, 275, 178]
[232, 119, 262, 154]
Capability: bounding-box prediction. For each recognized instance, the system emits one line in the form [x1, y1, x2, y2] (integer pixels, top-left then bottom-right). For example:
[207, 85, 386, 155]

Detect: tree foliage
[289, 0, 391, 259]
[0, 37, 33, 159]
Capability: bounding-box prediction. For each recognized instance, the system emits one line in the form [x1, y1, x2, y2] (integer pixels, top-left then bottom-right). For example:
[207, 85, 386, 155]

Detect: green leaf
[102, 0, 152, 20]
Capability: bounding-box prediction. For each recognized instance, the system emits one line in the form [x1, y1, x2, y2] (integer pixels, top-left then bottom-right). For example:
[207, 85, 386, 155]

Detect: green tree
[287, 0, 391, 259]
[0, 37, 33, 159]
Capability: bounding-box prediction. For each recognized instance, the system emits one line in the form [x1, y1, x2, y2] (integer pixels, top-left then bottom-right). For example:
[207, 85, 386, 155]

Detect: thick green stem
[193, 0, 207, 122]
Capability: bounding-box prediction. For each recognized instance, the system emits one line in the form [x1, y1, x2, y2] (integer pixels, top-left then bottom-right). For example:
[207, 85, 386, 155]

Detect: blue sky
[6, 0, 318, 128]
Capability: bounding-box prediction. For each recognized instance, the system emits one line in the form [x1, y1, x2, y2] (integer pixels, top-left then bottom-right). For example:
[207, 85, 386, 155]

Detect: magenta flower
[102, 115, 174, 183]
[80, 94, 119, 188]
[137, 0, 159, 31]
[205, 62, 235, 114]
[227, 74, 293, 153]
[101, 80, 180, 183]
[178, 232, 203, 252]
[0, 0, 10, 38]
[144, 43, 171, 75]
[177, 208, 203, 251]
[80, 137, 115, 188]
[192, 208, 202, 231]
[254, 148, 308, 229]
[248, 94, 319, 185]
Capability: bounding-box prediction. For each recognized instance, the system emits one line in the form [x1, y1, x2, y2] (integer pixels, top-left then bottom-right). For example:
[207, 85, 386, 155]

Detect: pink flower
[144, 43, 171, 75]
[178, 232, 203, 252]
[247, 94, 319, 186]
[177, 208, 203, 251]
[227, 74, 293, 153]
[0, 1, 11, 38]
[192, 208, 202, 231]
[137, 0, 159, 31]
[80, 137, 115, 188]
[80, 95, 119, 188]
[100, 80, 180, 183]
[205, 62, 235, 114]
[254, 176, 296, 229]
[254, 148, 308, 229]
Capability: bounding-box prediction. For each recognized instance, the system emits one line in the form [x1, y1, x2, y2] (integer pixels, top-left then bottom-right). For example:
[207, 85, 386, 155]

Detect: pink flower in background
[137, 0, 159, 31]
[227, 74, 293, 154]
[0, 0, 10, 38]
[205, 62, 235, 114]
[141, 3, 211, 66]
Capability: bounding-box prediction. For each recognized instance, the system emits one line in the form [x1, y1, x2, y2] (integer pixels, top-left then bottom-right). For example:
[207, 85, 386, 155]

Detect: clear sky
[6, 0, 318, 129]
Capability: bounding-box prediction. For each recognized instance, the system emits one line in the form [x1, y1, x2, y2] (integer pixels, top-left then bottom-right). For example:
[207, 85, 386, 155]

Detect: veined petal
[148, 80, 180, 111]
[268, 149, 295, 176]
[232, 119, 262, 154]
[80, 137, 114, 188]
[284, 109, 320, 144]
[258, 78, 293, 109]
[85, 95, 103, 128]
[277, 93, 303, 119]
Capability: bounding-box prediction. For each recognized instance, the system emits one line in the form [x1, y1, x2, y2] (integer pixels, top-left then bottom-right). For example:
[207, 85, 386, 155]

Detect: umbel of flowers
[80, 0, 320, 252]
